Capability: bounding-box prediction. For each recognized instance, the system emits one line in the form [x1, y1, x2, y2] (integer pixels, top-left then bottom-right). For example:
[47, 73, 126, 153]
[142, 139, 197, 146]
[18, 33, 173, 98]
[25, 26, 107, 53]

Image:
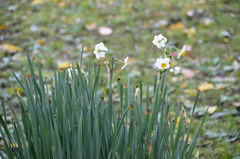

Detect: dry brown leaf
[37, 40, 45, 45]
[207, 106, 217, 114]
[0, 43, 22, 52]
[57, 62, 71, 69]
[184, 89, 197, 97]
[58, 2, 65, 7]
[0, 24, 8, 30]
[198, 83, 214, 92]
[169, 22, 184, 30]
[32, 0, 44, 5]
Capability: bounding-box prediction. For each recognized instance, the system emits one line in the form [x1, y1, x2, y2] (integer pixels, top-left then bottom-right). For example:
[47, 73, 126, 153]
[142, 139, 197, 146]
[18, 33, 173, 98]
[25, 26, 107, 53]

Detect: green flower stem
[170, 46, 181, 52]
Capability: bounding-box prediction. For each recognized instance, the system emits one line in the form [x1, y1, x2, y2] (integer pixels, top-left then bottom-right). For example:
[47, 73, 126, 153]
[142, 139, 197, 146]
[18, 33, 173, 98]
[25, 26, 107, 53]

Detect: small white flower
[177, 45, 186, 59]
[152, 34, 167, 49]
[121, 56, 129, 70]
[170, 67, 181, 74]
[155, 57, 170, 70]
[93, 42, 108, 59]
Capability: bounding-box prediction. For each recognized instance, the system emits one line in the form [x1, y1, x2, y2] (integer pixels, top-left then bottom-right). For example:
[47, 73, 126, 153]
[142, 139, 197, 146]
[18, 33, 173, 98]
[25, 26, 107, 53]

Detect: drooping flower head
[177, 45, 186, 59]
[152, 34, 167, 49]
[93, 42, 108, 59]
[170, 66, 181, 74]
[121, 56, 129, 70]
[155, 57, 170, 70]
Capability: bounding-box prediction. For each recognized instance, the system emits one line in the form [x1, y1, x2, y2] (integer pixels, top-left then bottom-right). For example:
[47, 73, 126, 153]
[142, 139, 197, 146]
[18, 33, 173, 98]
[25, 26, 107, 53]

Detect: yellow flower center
[181, 51, 186, 56]
[126, 61, 129, 66]
[97, 49, 101, 53]
[161, 63, 167, 68]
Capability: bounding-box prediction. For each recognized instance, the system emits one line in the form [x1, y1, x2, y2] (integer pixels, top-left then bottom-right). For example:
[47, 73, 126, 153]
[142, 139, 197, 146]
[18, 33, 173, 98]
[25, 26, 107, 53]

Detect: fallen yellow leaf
[198, 83, 214, 92]
[207, 106, 217, 114]
[58, 2, 65, 7]
[0, 24, 8, 30]
[32, 0, 44, 5]
[226, 57, 234, 61]
[37, 40, 45, 45]
[184, 89, 197, 97]
[57, 62, 71, 69]
[0, 43, 22, 52]
[169, 22, 184, 30]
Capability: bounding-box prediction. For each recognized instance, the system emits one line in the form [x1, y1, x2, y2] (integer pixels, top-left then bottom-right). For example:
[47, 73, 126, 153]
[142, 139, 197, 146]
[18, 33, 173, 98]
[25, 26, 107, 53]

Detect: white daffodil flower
[177, 45, 186, 59]
[170, 67, 181, 74]
[155, 57, 170, 70]
[152, 34, 167, 49]
[121, 56, 129, 70]
[93, 42, 108, 59]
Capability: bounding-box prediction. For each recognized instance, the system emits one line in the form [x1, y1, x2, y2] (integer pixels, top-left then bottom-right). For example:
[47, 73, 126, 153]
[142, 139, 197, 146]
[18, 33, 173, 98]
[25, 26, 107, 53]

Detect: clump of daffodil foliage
[0, 34, 207, 159]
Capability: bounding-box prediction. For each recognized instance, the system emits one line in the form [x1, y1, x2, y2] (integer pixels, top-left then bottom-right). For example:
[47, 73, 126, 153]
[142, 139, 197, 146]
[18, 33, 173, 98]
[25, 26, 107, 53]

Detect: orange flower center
[161, 63, 167, 68]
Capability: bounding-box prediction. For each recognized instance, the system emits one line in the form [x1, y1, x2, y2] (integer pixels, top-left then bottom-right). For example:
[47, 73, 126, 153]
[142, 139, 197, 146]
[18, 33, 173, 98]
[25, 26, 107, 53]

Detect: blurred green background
[0, 0, 240, 158]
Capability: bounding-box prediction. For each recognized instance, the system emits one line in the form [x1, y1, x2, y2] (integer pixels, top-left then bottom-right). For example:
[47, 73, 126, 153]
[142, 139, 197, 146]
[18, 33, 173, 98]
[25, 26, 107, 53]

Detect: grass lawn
[0, 0, 240, 158]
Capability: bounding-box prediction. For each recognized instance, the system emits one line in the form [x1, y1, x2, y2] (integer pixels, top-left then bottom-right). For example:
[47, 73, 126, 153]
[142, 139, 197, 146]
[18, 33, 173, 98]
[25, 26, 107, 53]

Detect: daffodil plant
[0, 34, 207, 159]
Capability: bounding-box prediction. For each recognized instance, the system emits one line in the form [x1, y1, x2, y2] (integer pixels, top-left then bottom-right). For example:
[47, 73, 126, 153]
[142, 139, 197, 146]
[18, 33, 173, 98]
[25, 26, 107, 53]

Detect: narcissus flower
[155, 57, 170, 70]
[152, 34, 167, 49]
[170, 66, 181, 74]
[121, 56, 129, 70]
[93, 42, 108, 59]
[177, 45, 186, 59]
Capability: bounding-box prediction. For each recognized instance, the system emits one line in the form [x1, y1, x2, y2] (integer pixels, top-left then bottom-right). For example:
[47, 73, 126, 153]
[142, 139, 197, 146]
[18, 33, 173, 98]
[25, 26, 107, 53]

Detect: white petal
[124, 56, 129, 63]
[121, 64, 127, 70]
[177, 53, 181, 59]
[163, 58, 170, 63]
[165, 63, 170, 69]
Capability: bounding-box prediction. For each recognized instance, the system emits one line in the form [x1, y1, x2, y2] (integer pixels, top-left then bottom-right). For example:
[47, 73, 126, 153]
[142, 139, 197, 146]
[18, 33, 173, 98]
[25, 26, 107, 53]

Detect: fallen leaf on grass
[198, 83, 214, 91]
[98, 26, 113, 36]
[58, 2, 65, 7]
[57, 62, 71, 69]
[215, 83, 227, 90]
[32, 0, 44, 5]
[169, 22, 184, 30]
[0, 24, 8, 30]
[37, 40, 45, 45]
[184, 89, 197, 97]
[207, 106, 217, 114]
[0, 43, 22, 52]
